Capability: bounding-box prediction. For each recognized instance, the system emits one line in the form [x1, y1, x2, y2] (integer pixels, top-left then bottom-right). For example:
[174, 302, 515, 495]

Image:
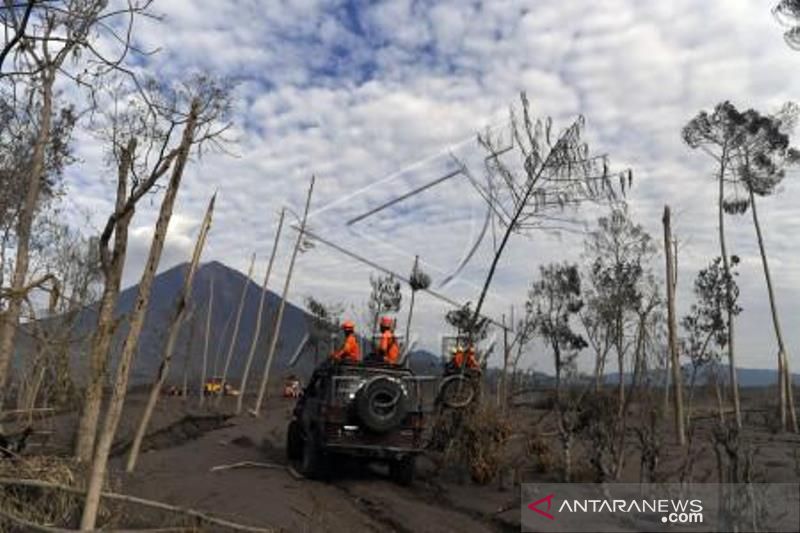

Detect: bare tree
[500, 307, 536, 411]
[181, 306, 197, 399]
[464, 92, 630, 344]
[663, 205, 686, 445]
[0, 0, 35, 74]
[0, 0, 158, 394]
[74, 74, 232, 460]
[683, 102, 749, 429]
[199, 275, 214, 408]
[252, 176, 314, 416]
[216, 253, 255, 406]
[126, 193, 215, 473]
[81, 78, 230, 527]
[237, 208, 285, 414]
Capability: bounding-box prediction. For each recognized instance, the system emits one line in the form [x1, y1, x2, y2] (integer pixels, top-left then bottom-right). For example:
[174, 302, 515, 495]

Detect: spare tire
[356, 376, 408, 433]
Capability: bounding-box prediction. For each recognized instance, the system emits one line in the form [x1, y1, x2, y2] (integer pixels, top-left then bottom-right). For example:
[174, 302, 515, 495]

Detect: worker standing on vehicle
[449, 345, 464, 368]
[331, 320, 361, 363]
[377, 316, 400, 365]
[464, 344, 479, 370]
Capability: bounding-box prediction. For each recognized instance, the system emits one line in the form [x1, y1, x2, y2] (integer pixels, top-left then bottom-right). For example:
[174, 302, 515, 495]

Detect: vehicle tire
[355, 377, 408, 433]
[298, 431, 327, 480]
[389, 456, 415, 486]
[437, 374, 476, 409]
[286, 420, 302, 462]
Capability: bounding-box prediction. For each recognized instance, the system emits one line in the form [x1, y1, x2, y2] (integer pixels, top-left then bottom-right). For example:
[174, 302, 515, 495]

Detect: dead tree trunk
[499, 313, 509, 411]
[253, 176, 314, 416]
[663, 206, 686, 446]
[236, 208, 285, 414]
[748, 189, 797, 432]
[199, 276, 215, 408]
[716, 157, 742, 429]
[215, 253, 256, 406]
[81, 99, 200, 531]
[126, 193, 215, 473]
[0, 69, 53, 392]
[182, 307, 197, 400]
[75, 139, 136, 462]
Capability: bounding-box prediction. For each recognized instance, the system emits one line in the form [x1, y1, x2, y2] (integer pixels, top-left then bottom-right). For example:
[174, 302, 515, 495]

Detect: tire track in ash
[333, 475, 496, 533]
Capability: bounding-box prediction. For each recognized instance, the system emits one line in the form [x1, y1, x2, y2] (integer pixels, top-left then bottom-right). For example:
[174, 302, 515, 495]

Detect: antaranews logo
[522, 483, 800, 533]
[527, 493, 703, 524]
[527, 493, 556, 520]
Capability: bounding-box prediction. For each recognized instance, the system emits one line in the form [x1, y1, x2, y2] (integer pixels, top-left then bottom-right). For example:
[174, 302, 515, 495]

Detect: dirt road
[117, 396, 515, 532]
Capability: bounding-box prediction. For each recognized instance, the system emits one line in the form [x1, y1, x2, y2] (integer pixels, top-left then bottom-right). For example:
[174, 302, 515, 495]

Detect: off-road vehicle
[286, 360, 436, 485]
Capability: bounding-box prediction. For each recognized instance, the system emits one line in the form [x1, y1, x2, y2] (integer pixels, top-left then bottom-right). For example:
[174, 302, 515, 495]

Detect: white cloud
[56, 0, 800, 371]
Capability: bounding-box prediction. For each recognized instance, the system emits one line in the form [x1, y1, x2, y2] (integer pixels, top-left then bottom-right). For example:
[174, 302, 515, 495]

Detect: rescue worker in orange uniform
[450, 345, 464, 368]
[377, 316, 400, 365]
[331, 320, 361, 363]
[449, 343, 479, 371]
[464, 344, 479, 370]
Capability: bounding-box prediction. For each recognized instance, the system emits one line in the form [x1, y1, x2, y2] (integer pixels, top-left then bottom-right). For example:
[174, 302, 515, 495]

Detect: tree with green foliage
[305, 296, 344, 365]
[582, 205, 657, 409]
[726, 103, 799, 432]
[367, 273, 402, 337]
[683, 256, 742, 425]
[683, 101, 753, 429]
[404, 256, 431, 355]
[527, 262, 587, 481]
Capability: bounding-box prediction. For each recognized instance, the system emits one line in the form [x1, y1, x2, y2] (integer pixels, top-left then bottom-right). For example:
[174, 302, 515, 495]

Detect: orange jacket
[378, 330, 400, 364]
[332, 334, 361, 362]
[465, 348, 478, 369]
[451, 350, 464, 367]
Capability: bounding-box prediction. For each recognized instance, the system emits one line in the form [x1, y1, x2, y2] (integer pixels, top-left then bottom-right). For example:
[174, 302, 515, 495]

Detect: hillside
[62, 261, 313, 385]
[16, 260, 445, 387]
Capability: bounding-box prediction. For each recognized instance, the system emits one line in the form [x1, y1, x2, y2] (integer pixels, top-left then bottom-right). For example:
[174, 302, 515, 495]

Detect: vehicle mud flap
[389, 455, 416, 486]
[437, 374, 477, 409]
[286, 420, 302, 462]
[298, 429, 328, 480]
[355, 376, 408, 433]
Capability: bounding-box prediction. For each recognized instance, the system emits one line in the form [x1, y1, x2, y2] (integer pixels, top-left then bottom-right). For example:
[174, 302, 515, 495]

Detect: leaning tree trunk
[253, 176, 314, 416]
[181, 307, 197, 400]
[717, 157, 742, 429]
[663, 206, 686, 445]
[499, 314, 509, 411]
[81, 99, 200, 531]
[75, 139, 136, 462]
[236, 209, 285, 414]
[126, 193, 215, 473]
[215, 253, 256, 406]
[199, 276, 215, 408]
[748, 190, 797, 432]
[0, 70, 53, 392]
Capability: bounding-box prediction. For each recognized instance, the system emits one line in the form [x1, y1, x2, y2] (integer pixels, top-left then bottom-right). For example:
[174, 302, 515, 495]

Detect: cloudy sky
[61, 0, 800, 371]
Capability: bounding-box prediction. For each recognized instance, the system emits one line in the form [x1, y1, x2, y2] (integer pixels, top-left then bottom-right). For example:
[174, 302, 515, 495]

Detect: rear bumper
[323, 442, 423, 459]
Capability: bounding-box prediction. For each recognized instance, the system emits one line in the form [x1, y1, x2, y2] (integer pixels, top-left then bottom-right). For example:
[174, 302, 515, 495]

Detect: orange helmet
[342, 320, 355, 332]
[379, 316, 393, 329]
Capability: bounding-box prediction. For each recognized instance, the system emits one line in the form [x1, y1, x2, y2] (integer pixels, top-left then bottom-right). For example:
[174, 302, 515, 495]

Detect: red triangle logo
[528, 493, 556, 520]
